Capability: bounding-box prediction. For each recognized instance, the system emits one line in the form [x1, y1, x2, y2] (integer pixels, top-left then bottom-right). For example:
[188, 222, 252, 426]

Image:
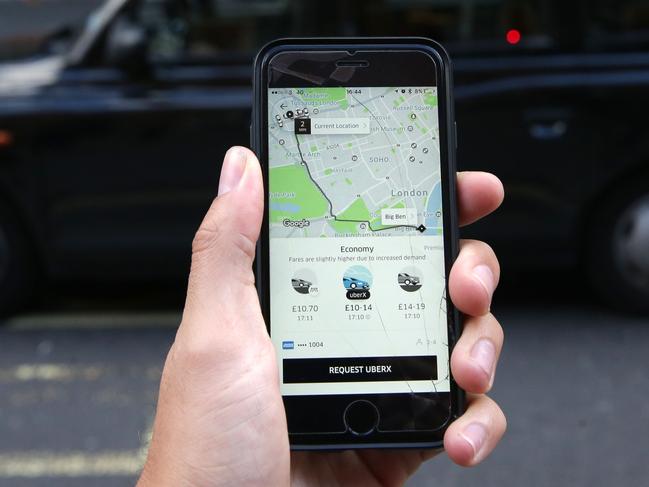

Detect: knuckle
[488, 313, 505, 346]
[192, 223, 222, 256]
[474, 240, 496, 260]
[461, 239, 495, 258]
[500, 407, 508, 434]
[461, 240, 500, 277]
[486, 394, 504, 417]
[233, 231, 257, 263]
[190, 198, 257, 265]
[172, 333, 225, 371]
[458, 241, 478, 261]
[191, 197, 230, 256]
[490, 399, 508, 435]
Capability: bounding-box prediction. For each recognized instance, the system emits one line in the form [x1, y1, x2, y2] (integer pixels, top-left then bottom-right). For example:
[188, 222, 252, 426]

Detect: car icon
[343, 276, 370, 290]
[291, 278, 312, 294]
[292, 278, 311, 288]
[398, 273, 420, 286]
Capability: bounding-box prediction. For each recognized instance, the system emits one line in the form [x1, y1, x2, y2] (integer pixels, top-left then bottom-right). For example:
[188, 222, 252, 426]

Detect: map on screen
[268, 87, 442, 239]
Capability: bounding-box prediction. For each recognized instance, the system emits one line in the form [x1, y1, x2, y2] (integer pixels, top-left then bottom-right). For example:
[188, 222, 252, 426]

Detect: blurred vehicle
[291, 278, 311, 288]
[0, 0, 648, 314]
[291, 278, 312, 294]
[344, 277, 370, 290]
[398, 273, 420, 287]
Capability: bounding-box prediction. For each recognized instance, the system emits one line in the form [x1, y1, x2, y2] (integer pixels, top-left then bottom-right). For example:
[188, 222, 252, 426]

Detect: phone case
[251, 37, 463, 450]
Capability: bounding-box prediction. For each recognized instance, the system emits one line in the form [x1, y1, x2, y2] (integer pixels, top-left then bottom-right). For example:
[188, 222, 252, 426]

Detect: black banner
[283, 356, 437, 383]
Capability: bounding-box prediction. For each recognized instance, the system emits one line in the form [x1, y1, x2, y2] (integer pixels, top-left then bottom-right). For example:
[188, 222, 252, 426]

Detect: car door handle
[528, 120, 568, 140]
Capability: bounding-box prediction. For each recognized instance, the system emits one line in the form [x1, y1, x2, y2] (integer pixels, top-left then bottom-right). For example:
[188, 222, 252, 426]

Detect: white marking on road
[0, 450, 147, 477]
[0, 416, 156, 478]
[138, 417, 155, 459]
[0, 387, 157, 478]
[0, 311, 166, 478]
[0, 364, 101, 382]
[0, 364, 162, 383]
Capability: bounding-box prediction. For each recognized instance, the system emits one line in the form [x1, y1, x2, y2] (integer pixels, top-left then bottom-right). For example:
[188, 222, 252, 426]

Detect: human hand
[137, 146, 506, 487]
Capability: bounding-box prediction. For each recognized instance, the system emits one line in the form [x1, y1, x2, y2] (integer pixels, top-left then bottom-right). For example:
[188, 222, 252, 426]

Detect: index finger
[457, 172, 504, 226]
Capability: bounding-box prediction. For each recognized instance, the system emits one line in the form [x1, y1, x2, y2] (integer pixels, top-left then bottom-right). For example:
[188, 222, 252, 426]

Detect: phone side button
[454, 121, 458, 150]
[343, 400, 380, 436]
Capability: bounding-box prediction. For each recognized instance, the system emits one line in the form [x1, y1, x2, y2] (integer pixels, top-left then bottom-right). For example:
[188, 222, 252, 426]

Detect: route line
[293, 132, 423, 233]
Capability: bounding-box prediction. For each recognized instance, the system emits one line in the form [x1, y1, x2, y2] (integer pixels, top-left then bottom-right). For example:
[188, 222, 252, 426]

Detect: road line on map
[293, 131, 421, 233]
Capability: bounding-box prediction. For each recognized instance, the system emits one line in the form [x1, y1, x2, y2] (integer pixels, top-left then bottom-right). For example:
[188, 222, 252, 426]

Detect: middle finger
[451, 313, 504, 394]
[449, 239, 500, 317]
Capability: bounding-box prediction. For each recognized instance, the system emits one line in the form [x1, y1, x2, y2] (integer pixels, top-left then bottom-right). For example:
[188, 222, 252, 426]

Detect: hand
[138, 147, 506, 487]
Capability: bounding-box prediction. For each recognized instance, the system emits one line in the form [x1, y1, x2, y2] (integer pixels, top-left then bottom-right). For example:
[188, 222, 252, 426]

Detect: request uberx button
[283, 356, 437, 383]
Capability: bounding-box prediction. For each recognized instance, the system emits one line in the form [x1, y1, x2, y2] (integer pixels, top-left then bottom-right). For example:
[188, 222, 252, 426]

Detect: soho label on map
[267, 86, 449, 397]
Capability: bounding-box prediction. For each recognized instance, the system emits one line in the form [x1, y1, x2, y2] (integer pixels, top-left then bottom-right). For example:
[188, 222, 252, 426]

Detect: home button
[343, 400, 380, 436]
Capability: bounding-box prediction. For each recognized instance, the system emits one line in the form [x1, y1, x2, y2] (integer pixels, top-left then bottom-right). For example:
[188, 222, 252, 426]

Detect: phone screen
[267, 86, 449, 401]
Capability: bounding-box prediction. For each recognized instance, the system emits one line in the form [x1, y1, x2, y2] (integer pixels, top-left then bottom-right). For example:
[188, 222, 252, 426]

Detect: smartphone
[252, 38, 462, 449]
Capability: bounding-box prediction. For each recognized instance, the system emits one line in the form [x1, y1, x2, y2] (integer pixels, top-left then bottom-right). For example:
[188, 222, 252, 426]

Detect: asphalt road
[0, 303, 648, 487]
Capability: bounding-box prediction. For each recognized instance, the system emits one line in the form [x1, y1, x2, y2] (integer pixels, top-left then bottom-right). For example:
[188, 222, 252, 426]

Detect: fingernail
[472, 264, 494, 300]
[218, 147, 247, 196]
[460, 422, 488, 459]
[471, 338, 496, 380]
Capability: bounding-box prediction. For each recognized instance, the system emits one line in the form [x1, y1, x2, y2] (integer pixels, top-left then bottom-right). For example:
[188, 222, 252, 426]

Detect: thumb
[179, 146, 266, 350]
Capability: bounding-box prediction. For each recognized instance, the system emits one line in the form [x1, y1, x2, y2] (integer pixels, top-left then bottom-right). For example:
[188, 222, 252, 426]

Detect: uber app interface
[268, 87, 449, 396]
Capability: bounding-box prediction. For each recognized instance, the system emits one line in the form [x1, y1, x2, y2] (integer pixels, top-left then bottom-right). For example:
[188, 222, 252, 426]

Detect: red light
[0, 130, 13, 147]
[506, 29, 521, 45]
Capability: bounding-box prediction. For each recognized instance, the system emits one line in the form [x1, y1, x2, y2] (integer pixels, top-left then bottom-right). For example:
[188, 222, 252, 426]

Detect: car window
[135, 0, 299, 63]
[68, 0, 557, 68]
[585, 0, 649, 48]
[0, 0, 557, 66]
[0, 0, 103, 62]
[353, 0, 555, 50]
[133, 0, 556, 64]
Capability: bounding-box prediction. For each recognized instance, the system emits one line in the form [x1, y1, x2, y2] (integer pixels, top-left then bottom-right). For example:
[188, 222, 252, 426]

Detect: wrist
[136, 463, 159, 487]
[137, 459, 170, 487]
[137, 450, 190, 487]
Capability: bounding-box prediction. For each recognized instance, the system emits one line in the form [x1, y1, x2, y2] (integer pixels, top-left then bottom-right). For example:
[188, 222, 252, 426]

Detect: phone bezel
[252, 38, 462, 449]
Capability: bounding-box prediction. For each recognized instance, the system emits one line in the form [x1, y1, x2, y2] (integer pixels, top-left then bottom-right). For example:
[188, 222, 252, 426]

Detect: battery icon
[282, 341, 295, 350]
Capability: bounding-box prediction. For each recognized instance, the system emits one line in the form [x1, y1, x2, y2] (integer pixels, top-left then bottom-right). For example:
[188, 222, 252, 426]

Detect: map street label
[311, 118, 370, 135]
[381, 208, 418, 226]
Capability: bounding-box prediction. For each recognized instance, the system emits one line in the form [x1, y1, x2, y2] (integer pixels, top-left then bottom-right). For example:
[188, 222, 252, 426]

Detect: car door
[444, 0, 596, 271]
[36, 0, 253, 281]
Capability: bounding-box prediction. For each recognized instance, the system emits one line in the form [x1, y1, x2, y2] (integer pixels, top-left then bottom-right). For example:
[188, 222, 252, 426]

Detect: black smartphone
[252, 38, 462, 449]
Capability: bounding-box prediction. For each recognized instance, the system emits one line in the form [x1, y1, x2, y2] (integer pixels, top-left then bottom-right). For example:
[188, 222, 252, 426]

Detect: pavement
[0, 297, 648, 487]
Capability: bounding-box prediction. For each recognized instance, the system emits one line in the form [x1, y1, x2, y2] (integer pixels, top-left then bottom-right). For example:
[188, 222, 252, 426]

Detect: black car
[1, 0, 648, 313]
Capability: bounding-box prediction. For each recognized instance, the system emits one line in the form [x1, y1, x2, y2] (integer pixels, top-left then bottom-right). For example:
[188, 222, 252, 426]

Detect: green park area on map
[268, 87, 442, 238]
